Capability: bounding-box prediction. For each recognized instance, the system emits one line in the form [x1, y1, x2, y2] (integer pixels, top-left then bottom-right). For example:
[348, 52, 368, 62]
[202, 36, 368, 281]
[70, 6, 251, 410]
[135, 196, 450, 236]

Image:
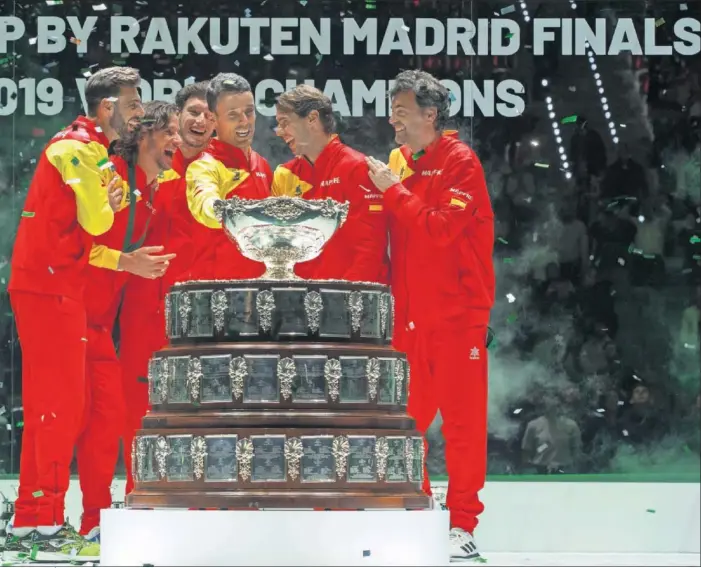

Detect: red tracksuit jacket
[271, 136, 389, 283]
[386, 131, 495, 346]
[9, 116, 114, 300]
[186, 138, 272, 280]
[85, 158, 158, 327]
[123, 148, 199, 315]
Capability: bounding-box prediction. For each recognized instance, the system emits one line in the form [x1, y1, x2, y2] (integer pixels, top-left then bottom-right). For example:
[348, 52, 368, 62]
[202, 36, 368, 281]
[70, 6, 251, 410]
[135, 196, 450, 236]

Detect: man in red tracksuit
[272, 84, 389, 283]
[366, 70, 495, 561]
[186, 73, 272, 279]
[76, 101, 181, 541]
[5, 66, 142, 561]
[119, 82, 215, 496]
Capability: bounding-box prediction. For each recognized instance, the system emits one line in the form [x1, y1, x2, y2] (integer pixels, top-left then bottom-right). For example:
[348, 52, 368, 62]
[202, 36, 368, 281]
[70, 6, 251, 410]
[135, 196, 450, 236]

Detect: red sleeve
[341, 164, 389, 283]
[382, 149, 491, 248]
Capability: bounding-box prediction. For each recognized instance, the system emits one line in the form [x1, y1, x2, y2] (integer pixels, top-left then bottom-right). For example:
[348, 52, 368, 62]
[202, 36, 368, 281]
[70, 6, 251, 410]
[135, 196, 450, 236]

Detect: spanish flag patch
[449, 198, 467, 209]
[369, 204, 383, 212]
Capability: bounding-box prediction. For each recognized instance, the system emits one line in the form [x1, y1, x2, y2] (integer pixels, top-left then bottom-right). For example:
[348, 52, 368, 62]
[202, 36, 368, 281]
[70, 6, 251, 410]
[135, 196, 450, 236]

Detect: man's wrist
[117, 251, 132, 273]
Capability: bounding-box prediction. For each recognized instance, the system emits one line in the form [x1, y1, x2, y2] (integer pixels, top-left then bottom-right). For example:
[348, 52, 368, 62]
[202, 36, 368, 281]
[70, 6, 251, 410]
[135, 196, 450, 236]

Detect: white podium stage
[100, 508, 450, 566]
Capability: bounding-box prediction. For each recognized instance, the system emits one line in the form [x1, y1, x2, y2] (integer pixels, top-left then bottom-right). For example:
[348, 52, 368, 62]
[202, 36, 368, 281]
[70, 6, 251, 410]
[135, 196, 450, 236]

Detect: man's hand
[118, 246, 176, 279]
[107, 176, 124, 213]
[366, 156, 400, 192]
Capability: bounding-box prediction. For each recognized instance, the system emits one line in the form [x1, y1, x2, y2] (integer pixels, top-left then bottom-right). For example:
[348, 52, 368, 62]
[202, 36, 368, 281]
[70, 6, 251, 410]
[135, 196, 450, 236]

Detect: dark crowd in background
[0, 0, 699, 478]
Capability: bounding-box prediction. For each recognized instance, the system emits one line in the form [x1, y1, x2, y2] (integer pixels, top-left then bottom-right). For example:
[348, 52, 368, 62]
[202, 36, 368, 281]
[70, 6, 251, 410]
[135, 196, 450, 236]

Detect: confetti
[264, 54, 274, 61]
[93, 2, 108, 9]
[503, 258, 513, 263]
[299, 0, 308, 5]
[561, 115, 578, 124]
[244, 8, 252, 17]
[315, 54, 323, 65]
[401, 24, 410, 32]
[500, 5, 516, 14]
[32, 490, 44, 498]
[70, 37, 82, 46]
[497, 237, 508, 244]
[506, 293, 515, 303]
[655, 18, 665, 27]
[45, 0, 63, 4]
[448, 91, 456, 102]
[513, 408, 522, 415]
[646, 509, 656, 513]
[689, 235, 700, 244]
[534, 162, 549, 168]
[680, 3, 688, 10]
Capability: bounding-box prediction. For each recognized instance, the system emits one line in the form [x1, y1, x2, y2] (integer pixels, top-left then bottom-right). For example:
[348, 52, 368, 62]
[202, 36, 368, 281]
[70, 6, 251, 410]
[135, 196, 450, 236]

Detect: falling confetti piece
[690, 235, 700, 244]
[534, 162, 549, 168]
[680, 3, 688, 10]
[500, 4, 516, 14]
[263, 54, 274, 61]
[45, 0, 63, 4]
[506, 293, 515, 303]
[401, 25, 410, 32]
[569, 86, 577, 92]
[244, 8, 252, 17]
[506, 313, 517, 323]
[503, 258, 513, 263]
[32, 490, 44, 498]
[513, 408, 522, 415]
[70, 37, 81, 46]
[93, 3, 107, 9]
[315, 54, 323, 65]
[561, 115, 578, 124]
[655, 18, 665, 26]
[646, 509, 656, 513]
[299, 0, 308, 4]
[497, 237, 508, 244]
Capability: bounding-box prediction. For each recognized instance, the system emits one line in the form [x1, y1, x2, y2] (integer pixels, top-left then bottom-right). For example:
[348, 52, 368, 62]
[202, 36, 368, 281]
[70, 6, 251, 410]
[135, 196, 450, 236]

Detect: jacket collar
[73, 115, 110, 148]
[207, 138, 253, 170]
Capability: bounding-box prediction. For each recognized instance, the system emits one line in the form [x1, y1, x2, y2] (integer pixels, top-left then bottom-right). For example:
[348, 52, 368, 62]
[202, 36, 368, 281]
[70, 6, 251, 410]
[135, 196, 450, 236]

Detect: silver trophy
[213, 196, 349, 280]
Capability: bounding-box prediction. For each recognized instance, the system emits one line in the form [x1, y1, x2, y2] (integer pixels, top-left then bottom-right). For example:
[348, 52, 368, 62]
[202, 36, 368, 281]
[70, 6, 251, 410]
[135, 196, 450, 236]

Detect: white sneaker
[449, 527, 481, 561]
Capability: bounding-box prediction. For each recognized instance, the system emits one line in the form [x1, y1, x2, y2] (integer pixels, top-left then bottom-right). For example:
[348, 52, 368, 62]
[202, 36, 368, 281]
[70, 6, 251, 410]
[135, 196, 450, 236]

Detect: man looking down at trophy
[119, 82, 215, 498]
[272, 85, 389, 283]
[365, 70, 495, 561]
[4, 66, 141, 561]
[76, 101, 182, 543]
[186, 73, 272, 280]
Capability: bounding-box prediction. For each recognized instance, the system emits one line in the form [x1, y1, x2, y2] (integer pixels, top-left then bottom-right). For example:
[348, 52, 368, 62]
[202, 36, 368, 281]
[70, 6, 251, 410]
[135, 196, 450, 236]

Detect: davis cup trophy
[127, 196, 431, 510]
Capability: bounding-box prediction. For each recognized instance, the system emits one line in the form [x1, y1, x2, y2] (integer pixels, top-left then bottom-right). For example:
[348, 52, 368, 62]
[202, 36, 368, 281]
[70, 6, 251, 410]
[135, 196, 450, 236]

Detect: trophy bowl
[213, 196, 350, 280]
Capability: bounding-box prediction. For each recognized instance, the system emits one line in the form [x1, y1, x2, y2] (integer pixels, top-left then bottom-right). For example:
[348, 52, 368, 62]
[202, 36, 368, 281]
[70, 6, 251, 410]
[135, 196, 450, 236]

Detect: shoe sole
[2, 550, 100, 563]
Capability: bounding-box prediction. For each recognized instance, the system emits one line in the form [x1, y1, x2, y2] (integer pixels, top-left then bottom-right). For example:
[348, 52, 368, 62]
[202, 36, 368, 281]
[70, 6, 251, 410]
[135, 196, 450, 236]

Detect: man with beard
[272, 85, 389, 283]
[119, 82, 215, 497]
[76, 101, 182, 543]
[365, 70, 495, 560]
[5, 66, 142, 561]
[186, 73, 272, 279]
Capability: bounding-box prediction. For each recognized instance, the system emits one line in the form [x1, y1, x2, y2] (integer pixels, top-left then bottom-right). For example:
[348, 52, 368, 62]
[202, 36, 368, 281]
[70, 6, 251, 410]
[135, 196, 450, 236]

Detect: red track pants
[119, 289, 165, 496]
[403, 324, 489, 534]
[10, 291, 87, 528]
[75, 273, 127, 534]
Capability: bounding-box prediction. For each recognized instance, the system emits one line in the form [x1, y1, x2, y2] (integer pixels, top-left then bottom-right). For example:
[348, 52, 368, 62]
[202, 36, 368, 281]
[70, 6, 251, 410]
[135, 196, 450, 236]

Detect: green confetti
[503, 258, 513, 263]
[32, 490, 43, 498]
[15, 421, 23, 427]
[689, 235, 700, 244]
[506, 32, 514, 39]
[20, 211, 35, 218]
[71, 156, 80, 166]
[497, 237, 509, 245]
[299, 0, 308, 5]
[646, 508, 656, 513]
[507, 313, 518, 323]
[534, 162, 549, 168]
[30, 544, 38, 561]
[561, 115, 578, 124]
[96, 157, 109, 167]
[655, 18, 665, 26]
[315, 53, 323, 65]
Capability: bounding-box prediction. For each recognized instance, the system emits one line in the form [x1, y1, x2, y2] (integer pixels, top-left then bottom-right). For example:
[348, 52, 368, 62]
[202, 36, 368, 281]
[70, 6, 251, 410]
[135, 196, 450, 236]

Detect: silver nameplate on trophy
[166, 435, 193, 481]
[377, 357, 397, 405]
[411, 437, 424, 481]
[292, 356, 327, 403]
[205, 435, 238, 482]
[340, 356, 369, 403]
[319, 289, 351, 338]
[168, 357, 190, 404]
[386, 437, 407, 482]
[147, 359, 160, 405]
[169, 293, 182, 339]
[360, 292, 382, 338]
[226, 288, 259, 337]
[251, 435, 286, 482]
[141, 436, 159, 483]
[200, 355, 233, 403]
[243, 355, 280, 403]
[273, 288, 308, 336]
[190, 290, 214, 338]
[347, 436, 377, 482]
[301, 436, 335, 483]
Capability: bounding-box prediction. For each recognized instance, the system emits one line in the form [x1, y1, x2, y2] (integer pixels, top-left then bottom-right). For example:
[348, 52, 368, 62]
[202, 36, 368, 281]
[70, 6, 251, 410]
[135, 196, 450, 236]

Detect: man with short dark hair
[75, 101, 182, 544]
[365, 69, 495, 560]
[6, 66, 143, 561]
[272, 84, 389, 283]
[186, 73, 272, 279]
[119, 82, 215, 497]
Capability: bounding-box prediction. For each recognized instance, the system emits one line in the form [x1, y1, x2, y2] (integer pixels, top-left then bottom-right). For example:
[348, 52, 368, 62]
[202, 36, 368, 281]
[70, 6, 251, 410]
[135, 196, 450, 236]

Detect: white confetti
[401, 25, 410, 32]
[500, 5, 516, 14]
[617, 258, 625, 266]
[48, 266, 54, 274]
[506, 293, 516, 303]
[622, 429, 629, 437]
[263, 53, 273, 61]
[92, 3, 107, 9]
[536, 443, 548, 454]
[65, 178, 81, 184]
[513, 408, 522, 415]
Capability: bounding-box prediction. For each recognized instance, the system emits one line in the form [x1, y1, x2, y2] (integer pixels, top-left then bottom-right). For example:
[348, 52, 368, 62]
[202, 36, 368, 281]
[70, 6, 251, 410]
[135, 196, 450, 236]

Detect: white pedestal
[101, 508, 450, 566]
